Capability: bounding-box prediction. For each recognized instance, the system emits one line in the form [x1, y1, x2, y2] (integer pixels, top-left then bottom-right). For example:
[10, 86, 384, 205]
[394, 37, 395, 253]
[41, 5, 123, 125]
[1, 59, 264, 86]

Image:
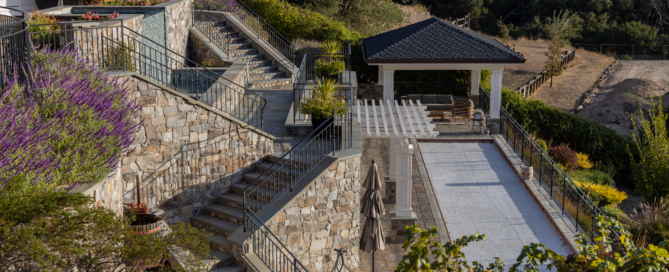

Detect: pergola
[361, 17, 526, 119]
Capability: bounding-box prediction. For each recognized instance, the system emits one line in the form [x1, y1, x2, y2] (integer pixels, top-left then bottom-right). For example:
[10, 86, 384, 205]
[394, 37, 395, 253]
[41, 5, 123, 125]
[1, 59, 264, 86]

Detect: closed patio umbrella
[359, 159, 385, 271]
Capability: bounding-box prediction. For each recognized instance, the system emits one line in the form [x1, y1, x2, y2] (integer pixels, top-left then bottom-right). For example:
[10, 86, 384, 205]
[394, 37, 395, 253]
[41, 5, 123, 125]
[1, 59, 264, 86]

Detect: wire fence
[573, 43, 669, 60]
[0, 7, 31, 87]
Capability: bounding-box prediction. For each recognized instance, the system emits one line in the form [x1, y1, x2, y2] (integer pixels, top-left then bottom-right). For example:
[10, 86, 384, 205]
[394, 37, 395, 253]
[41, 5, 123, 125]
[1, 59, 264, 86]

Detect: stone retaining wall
[70, 165, 125, 216]
[262, 156, 362, 272]
[357, 83, 383, 101]
[164, 0, 192, 60]
[113, 73, 274, 223]
[188, 29, 227, 67]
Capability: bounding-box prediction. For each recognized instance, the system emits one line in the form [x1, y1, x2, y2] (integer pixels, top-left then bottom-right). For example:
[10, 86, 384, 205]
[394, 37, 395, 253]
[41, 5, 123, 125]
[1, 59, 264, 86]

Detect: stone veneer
[165, 0, 192, 61]
[188, 29, 227, 67]
[234, 155, 362, 272]
[70, 165, 125, 216]
[112, 72, 274, 223]
[356, 83, 383, 101]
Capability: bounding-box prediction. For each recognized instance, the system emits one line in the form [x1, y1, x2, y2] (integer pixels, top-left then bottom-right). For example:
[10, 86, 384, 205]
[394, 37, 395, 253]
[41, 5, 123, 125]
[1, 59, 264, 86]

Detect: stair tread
[205, 203, 244, 219]
[250, 71, 285, 77]
[250, 78, 292, 84]
[250, 65, 277, 71]
[207, 234, 233, 248]
[211, 266, 245, 272]
[219, 193, 267, 208]
[199, 249, 234, 266]
[231, 183, 283, 196]
[192, 215, 240, 232]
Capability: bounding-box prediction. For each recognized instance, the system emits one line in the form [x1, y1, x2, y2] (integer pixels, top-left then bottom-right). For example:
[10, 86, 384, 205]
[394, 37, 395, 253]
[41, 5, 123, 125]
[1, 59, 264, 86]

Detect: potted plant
[315, 40, 345, 80]
[299, 77, 347, 130]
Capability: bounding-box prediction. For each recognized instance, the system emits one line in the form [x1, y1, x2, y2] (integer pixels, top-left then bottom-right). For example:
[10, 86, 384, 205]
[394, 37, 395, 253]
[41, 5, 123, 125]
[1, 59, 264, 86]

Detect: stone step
[233, 53, 266, 61]
[248, 77, 293, 88]
[199, 249, 235, 271]
[192, 215, 240, 237]
[230, 182, 284, 202]
[229, 36, 246, 42]
[204, 203, 244, 225]
[266, 153, 315, 168]
[249, 71, 287, 81]
[246, 60, 273, 69]
[217, 193, 266, 212]
[211, 266, 245, 272]
[229, 48, 259, 57]
[242, 172, 291, 190]
[226, 42, 252, 50]
[207, 234, 233, 254]
[249, 65, 278, 74]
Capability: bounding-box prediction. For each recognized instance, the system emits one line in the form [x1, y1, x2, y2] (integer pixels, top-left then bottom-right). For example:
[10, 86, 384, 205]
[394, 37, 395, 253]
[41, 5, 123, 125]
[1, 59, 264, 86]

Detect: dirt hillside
[499, 38, 550, 90]
[578, 78, 667, 137]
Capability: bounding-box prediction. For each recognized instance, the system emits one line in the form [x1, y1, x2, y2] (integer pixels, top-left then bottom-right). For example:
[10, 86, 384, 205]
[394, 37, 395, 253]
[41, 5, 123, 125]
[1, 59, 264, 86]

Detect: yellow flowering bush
[577, 152, 593, 169]
[575, 181, 627, 205]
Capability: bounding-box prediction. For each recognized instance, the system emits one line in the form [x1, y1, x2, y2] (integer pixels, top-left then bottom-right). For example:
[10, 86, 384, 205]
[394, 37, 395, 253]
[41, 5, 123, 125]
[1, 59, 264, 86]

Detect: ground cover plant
[395, 216, 669, 272]
[0, 47, 141, 193]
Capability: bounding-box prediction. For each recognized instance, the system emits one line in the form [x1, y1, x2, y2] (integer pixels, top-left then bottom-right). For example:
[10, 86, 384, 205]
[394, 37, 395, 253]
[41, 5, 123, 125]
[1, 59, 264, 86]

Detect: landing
[417, 141, 571, 268]
[252, 84, 302, 153]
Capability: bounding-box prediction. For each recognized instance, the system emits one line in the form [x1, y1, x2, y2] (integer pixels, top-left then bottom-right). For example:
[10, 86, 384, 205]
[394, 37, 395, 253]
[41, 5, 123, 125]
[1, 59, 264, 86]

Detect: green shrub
[28, 11, 60, 49]
[315, 58, 345, 76]
[550, 145, 579, 170]
[570, 168, 614, 186]
[502, 89, 636, 187]
[629, 198, 669, 246]
[600, 205, 630, 223]
[630, 99, 669, 203]
[103, 42, 135, 72]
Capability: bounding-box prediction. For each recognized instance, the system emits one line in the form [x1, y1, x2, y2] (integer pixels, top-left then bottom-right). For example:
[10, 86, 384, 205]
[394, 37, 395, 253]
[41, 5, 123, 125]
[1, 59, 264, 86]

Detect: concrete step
[266, 153, 315, 168]
[249, 71, 287, 81]
[204, 203, 244, 225]
[207, 234, 233, 253]
[248, 77, 292, 88]
[226, 42, 252, 50]
[210, 266, 246, 272]
[230, 182, 284, 202]
[246, 60, 273, 69]
[229, 48, 259, 57]
[192, 215, 240, 237]
[233, 53, 266, 61]
[199, 249, 235, 271]
[249, 65, 278, 74]
[229, 36, 246, 42]
[217, 193, 266, 212]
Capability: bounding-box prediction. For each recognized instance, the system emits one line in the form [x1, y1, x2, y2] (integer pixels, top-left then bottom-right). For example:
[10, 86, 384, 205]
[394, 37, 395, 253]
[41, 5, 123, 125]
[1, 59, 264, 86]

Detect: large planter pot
[35, 0, 59, 10]
[311, 116, 333, 132]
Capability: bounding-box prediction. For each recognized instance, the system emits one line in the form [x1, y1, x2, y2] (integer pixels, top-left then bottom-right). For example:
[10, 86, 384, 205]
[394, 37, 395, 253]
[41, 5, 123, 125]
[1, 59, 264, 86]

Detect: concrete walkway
[250, 84, 303, 153]
[418, 141, 571, 269]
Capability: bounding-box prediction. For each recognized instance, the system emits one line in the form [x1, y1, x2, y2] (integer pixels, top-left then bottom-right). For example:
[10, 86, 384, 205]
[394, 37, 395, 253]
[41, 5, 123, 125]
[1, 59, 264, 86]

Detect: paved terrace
[417, 141, 571, 268]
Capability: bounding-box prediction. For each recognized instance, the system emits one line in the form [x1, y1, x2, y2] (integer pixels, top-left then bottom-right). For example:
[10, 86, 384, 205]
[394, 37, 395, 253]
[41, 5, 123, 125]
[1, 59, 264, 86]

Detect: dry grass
[396, 2, 432, 28]
[493, 37, 551, 90]
[530, 49, 615, 111]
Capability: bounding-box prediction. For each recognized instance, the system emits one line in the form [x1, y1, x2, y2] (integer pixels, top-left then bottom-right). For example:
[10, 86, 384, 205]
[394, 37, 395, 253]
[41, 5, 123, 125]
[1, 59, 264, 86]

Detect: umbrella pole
[372, 218, 375, 272]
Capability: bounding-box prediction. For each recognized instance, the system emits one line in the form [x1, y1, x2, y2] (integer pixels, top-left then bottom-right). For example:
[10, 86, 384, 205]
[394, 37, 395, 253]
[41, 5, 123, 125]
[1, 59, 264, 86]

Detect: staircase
[188, 152, 308, 271]
[193, 19, 293, 89]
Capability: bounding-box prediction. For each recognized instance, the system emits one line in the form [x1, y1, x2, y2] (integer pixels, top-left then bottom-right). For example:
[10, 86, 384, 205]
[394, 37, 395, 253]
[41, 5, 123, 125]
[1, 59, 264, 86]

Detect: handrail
[481, 86, 623, 243]
[0, 7, 31, 87]
[243, 206, 310, 272]
[192, 4, 231, 58]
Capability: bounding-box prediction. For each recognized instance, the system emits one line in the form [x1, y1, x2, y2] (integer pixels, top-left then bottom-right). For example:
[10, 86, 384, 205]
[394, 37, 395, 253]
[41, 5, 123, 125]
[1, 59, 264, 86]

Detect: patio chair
[453, 99, 474, 121]
[401, 94, 453, 121]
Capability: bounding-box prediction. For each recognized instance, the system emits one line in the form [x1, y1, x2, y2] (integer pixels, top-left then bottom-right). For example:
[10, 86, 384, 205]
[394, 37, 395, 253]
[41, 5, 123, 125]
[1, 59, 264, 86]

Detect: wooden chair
[452, 98, 473, 121]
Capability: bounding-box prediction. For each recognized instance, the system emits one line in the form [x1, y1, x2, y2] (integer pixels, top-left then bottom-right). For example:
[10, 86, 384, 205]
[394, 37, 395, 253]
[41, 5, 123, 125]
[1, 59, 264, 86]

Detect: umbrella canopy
[360, 160, 385, 252]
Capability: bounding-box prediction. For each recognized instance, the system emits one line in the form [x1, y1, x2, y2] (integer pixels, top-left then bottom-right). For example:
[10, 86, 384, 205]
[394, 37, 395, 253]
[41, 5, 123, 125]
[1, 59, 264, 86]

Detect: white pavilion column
[490, 69, 503, 119]
[394, 138, 414, 217]
[470, 69, 480, 95]
[378, 66, 384, 85]
[389, 137, 398, 180]
[383, 68, 395, 102]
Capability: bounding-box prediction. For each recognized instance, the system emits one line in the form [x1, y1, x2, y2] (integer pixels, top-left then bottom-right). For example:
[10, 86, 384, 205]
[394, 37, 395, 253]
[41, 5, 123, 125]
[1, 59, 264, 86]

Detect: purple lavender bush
[0, 48, 141, 193]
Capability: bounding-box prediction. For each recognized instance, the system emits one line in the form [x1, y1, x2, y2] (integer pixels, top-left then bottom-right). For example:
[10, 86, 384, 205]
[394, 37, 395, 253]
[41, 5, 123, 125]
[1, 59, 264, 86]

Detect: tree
[629, 98, 669, 203]
[543, 10, 580, 88]
[0, 190, 211, 271]
[395, 215, 669, 272]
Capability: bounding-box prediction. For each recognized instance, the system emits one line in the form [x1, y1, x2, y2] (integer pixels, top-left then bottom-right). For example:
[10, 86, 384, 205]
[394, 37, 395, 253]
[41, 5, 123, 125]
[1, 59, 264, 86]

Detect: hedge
[502, 90, 637, 188]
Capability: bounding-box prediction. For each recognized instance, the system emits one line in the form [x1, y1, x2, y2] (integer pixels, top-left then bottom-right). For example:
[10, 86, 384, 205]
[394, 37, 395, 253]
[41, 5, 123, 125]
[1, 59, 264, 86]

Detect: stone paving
[250, 84, 303, 153]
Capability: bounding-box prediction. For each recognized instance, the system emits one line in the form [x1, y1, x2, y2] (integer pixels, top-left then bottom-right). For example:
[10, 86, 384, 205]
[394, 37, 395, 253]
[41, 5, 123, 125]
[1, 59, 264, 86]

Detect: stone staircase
[187, 152, 309, 271]
[194, 20, 292, 89]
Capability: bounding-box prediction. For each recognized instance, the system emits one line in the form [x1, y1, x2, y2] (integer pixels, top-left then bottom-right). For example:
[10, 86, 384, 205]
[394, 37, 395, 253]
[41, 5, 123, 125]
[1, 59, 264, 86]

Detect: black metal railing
[0, 7, 31, 87]
[481, 88, 623, 245]
[293, 44, 352, 122]
[28, 21, 266, 129]
[478, 86, 490, 116]
[192, 5, 232, 58]
[394, 82, 469, 99]
[244, 208, 309, 272]
[243, 108, 353, 228]
[193, 0, 297, 69]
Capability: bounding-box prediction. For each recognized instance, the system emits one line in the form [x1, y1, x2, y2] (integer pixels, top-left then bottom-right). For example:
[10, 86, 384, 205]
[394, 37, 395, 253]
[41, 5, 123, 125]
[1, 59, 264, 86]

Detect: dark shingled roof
[362, 17, 525, 64]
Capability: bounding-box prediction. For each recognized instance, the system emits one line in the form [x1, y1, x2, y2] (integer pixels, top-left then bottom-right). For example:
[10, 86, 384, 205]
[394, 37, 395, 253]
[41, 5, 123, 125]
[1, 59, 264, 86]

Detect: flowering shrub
[577, 152, 593, 169]
[107, 0, 168, 6]
[78, 11, 120, 21]
[0, 48, 141, 193]
[194, 0, 243, 14]
[549, 145, 579, 170]
[28, 11, 60, 49]
[574, 181, 627, 206]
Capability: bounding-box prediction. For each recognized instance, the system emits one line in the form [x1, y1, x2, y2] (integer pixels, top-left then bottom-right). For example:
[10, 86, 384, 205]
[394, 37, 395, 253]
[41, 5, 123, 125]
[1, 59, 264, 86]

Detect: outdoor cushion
[422, 94, 438, 104]
[437, 95, 453, 104]
[406, 94, 421, 103]
[425, 104, 453, 111]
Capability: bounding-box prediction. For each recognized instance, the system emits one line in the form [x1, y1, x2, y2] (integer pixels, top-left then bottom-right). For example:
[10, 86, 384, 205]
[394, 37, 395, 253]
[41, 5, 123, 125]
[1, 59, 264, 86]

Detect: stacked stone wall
[165, 0, 192, 60]
[115, 74, 273, 223]
[260, 156, 362, 272]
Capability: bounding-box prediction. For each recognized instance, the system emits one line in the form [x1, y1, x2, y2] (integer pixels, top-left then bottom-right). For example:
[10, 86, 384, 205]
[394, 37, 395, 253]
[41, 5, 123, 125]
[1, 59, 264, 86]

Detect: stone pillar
[386, 137, 399, 203]
[383, 69, 395, 102]
[490, 69, 503, 119]
[470, 69, 480, 95]
[394, 138, 414, 217]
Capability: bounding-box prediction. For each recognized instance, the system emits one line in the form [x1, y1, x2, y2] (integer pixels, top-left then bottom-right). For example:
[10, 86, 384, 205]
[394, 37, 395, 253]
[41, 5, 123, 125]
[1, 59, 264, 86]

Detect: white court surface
[419, 141, 571, 268]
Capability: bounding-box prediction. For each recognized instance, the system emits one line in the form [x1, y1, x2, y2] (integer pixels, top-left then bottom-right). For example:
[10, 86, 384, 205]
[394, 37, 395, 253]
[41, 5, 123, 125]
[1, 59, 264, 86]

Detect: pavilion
[361, 17, 526, 119]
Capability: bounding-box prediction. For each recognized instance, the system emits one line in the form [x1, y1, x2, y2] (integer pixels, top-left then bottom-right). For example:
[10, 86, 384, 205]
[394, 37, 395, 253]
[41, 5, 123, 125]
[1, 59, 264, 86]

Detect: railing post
[575, 195, 580, 232]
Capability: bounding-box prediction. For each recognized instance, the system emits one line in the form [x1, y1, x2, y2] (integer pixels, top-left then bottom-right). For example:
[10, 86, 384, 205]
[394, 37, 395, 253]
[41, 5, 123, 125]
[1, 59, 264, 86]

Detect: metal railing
[193, 0, 297, 69]
[244, 208, 309, 272]
[28, 20, 266, 129]
[0, 7, 31, 87]
[481, 87, 623, 245]
[293, 44, 352, 122]
[243, 108, 353, 228]
[478, 86, 490, 116]
[573, 43, 669, 60]
[192, 4, 232, 58]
